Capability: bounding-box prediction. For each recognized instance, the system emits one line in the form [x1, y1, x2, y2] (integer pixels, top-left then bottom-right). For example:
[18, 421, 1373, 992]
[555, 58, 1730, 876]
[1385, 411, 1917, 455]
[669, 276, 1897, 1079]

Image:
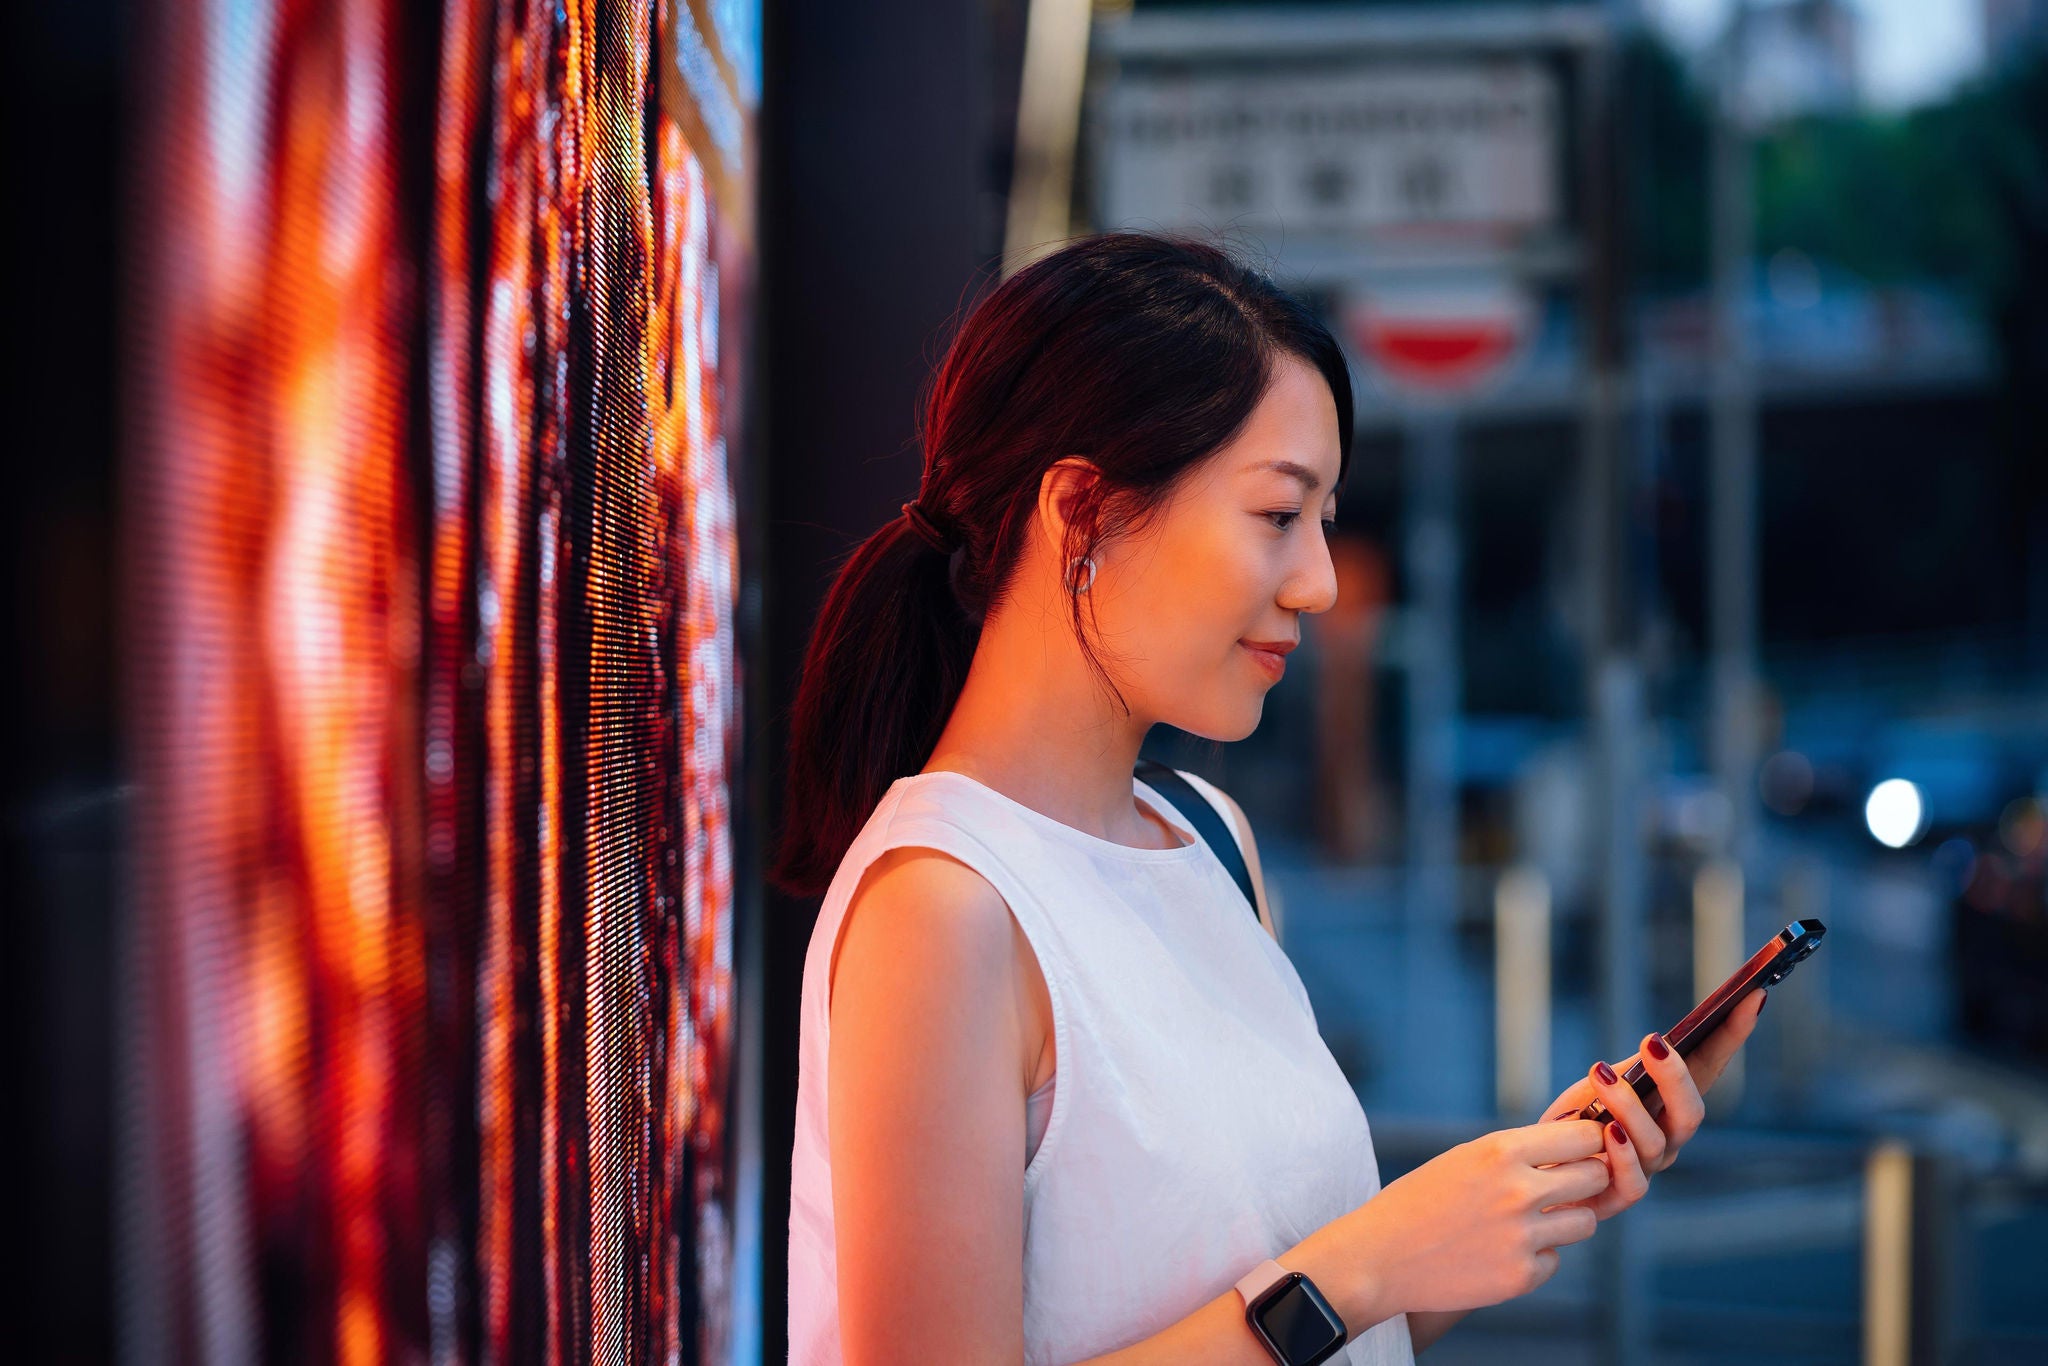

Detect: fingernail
[1758, 990, 1768, 1015]
[1609, 1121, 1629, 1146]
[1646, 1034, 1671, 1061]
[1595, 1060, 1618, 1085]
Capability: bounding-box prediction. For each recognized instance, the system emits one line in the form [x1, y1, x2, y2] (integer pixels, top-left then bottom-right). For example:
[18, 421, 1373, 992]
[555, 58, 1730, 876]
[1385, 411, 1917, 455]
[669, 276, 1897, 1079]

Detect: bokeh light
[1865, 777, 1928, 848]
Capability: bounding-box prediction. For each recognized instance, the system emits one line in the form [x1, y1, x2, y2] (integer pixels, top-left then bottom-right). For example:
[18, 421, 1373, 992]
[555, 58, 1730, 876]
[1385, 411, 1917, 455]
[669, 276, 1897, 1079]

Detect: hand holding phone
[1570, 918, 1826, 1128]
[1535, 919, 1825, 1219]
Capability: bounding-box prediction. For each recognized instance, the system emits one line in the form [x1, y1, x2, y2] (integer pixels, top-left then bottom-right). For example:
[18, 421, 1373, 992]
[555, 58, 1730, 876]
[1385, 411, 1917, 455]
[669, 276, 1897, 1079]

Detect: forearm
[1074, 1226, 1403, 1365]
[1406, 1309, 1471, 1354]
[1071, 1283, 1288, 1366]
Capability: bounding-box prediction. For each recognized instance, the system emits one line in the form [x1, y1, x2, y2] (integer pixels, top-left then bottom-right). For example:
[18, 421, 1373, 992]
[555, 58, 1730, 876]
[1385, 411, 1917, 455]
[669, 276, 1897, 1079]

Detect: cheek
[1171, 538, 1270, 660]
[1193, 525, 1274, 615]
[1102, 515, 1271, 657]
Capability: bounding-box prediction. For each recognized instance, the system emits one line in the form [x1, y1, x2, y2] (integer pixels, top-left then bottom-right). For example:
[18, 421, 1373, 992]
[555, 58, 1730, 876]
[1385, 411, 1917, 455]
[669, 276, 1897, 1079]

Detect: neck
[922, 596, 1158, 845]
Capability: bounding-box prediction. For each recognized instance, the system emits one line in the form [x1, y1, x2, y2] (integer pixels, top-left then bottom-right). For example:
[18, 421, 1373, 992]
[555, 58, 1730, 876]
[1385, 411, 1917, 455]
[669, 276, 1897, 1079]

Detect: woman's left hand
[1535, 988, 1768, 1221]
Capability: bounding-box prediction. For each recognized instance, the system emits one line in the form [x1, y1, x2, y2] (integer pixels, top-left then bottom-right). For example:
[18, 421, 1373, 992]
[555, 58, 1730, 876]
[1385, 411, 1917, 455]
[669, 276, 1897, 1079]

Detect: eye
[1265, 510, 1339, 535]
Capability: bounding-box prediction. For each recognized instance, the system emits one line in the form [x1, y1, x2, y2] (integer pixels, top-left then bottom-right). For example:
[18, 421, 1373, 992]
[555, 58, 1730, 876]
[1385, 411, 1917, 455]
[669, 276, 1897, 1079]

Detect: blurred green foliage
[1624, 30, 1710, 292]
[1753, 54, 2048, 311]
[1629, 31, 2048, 327]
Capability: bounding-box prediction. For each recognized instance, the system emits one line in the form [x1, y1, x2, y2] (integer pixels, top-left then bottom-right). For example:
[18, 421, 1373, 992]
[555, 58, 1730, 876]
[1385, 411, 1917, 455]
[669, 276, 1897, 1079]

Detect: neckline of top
[898, 768, 1209, 861]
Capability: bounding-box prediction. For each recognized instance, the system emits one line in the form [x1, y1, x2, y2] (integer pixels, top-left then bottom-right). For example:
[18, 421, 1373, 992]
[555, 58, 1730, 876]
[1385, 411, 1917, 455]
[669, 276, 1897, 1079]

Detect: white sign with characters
[1095, 59, 1560, 239]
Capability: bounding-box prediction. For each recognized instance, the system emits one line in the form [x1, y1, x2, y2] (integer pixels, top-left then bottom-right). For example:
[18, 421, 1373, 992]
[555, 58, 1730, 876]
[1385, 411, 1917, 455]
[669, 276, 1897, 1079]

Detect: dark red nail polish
[1609, 1121, 1629, 1145]
[1758, 990, 1768, 1015]
[1595, 1061, 1618, 1085]
[1646, 1034, 1670, 1061]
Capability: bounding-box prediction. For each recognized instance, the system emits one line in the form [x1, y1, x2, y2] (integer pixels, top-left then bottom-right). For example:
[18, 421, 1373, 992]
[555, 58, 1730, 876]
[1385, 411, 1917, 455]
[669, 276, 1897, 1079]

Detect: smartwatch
[1234, 1257, 1348, 1366]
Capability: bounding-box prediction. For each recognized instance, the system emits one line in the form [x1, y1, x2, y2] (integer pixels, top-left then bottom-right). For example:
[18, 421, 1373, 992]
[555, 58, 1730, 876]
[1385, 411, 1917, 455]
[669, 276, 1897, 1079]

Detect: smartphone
[1571, 917, 1827, 1126]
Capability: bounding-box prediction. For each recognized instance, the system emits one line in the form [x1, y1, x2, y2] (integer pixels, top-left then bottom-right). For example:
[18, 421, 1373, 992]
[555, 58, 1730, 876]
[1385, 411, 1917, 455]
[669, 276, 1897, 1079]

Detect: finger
[1542, 1078, 1597, 1122]
[1597, 1118, 1650, 1214]
[1527, 1247, 1561, 1293]
[1586, 1057, 1670, 1171]
[1685, 988, 1767, 1096]
[1514, 1118, 1608, 1165]
[1535, 1154, 1612, 1207]
[1532, 1203, 1599, 1250]
[1637, 1031, 1706, 1169]
[1547, 1044, 1651, 1122]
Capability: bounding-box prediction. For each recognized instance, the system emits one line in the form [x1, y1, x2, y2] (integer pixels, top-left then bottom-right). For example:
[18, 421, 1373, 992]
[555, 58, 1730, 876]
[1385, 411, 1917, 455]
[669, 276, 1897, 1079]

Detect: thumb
[1687, 989, 1767, 1095]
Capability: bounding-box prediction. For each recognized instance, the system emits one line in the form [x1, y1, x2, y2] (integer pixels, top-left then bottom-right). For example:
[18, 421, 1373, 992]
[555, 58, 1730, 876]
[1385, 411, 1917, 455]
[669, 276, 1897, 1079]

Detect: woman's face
[1084, 353, 1343, 741]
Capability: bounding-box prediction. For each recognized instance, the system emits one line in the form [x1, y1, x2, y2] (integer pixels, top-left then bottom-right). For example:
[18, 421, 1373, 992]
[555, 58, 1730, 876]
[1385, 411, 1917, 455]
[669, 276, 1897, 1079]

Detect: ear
[1035, 457, 1103, 562]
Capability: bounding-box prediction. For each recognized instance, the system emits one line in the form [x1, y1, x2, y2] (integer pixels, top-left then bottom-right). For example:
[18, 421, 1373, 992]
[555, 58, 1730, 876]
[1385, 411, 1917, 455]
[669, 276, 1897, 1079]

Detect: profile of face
[1045, 353, 1343, 741]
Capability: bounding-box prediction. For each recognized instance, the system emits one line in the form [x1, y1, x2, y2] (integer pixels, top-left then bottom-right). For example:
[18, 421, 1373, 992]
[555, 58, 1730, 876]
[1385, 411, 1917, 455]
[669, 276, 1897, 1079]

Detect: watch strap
[1234, 1257, 1294, 1308]
[1236, 1257, 1350, 1366]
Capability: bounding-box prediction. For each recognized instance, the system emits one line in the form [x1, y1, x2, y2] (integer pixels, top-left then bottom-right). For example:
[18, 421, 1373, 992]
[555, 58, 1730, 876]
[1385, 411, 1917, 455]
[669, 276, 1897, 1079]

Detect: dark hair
[768, 232, 1354, 898]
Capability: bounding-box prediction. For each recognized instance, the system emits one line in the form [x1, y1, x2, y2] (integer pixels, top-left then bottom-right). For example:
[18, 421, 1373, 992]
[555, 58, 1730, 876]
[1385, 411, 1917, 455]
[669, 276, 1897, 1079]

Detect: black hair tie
[900, 500, 961, 555]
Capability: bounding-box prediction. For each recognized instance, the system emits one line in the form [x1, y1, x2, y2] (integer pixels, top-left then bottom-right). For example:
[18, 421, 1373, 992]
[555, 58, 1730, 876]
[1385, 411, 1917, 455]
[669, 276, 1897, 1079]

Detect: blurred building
[1732, 0, 1861, 125]
[1985, 0, 2048, 65]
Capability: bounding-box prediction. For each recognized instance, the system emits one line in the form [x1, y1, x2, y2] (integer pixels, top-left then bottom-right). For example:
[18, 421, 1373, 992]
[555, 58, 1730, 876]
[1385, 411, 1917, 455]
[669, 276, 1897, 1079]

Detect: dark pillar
[751, 1, 1020, 1357]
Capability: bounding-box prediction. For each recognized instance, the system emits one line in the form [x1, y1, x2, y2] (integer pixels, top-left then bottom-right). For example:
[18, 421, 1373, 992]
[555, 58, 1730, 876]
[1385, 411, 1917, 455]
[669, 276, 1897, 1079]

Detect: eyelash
[1266, 510, 1338, 535]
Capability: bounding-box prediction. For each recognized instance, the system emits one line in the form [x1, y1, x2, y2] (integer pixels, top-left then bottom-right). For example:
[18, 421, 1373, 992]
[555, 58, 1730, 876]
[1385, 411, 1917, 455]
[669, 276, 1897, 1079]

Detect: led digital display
[124, 1, 756, 1360]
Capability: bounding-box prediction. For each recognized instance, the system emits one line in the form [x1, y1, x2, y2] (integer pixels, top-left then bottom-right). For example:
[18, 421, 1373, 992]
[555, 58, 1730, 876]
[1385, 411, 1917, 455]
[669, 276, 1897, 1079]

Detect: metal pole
[1403, 411, 1462, 1088]
[1709, 0, 1761, 877]
[1577, 27, 1652, 1365]
[1590, 652, 1651, 1366]
[1404, 411, 1461, 920]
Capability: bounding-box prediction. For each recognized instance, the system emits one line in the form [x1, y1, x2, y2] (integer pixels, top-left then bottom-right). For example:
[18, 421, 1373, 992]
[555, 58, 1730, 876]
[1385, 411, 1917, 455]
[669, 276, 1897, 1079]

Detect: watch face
[1255, 1276, 1346, 1364]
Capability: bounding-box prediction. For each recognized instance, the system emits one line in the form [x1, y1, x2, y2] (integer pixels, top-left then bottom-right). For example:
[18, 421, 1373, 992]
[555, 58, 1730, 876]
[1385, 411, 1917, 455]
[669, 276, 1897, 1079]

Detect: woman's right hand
[1298, 1119, 1611, 1324]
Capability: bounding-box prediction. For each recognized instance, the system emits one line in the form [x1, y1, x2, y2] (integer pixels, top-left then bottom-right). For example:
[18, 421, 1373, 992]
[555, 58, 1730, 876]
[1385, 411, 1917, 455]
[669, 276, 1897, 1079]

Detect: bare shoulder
[831, 842, 1052, 1090]
[828, 844, 1014, 1012]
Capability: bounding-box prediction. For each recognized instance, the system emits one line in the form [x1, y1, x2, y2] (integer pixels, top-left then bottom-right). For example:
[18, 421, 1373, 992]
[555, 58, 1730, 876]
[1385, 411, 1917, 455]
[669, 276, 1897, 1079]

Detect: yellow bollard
[1494, 866, 1551, 1118]
[1694, 858, 1746, 1109]
[1862, 1140, 1914, 1366]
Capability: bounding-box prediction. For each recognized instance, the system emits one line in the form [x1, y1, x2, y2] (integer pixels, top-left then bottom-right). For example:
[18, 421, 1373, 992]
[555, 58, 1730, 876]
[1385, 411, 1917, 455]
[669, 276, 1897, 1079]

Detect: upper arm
[827, 845, 1030, 1366]
[1211, 786, 1280, 945]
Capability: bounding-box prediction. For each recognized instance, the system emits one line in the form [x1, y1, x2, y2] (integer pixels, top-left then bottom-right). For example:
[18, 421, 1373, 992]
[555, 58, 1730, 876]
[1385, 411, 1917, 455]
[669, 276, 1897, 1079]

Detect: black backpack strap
[1133, 759, 1259, 922]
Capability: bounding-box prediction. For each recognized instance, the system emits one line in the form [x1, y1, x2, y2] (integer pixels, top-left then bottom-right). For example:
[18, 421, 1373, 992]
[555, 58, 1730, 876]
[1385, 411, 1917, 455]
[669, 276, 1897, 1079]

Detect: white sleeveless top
[787, 768, 1416, 1366]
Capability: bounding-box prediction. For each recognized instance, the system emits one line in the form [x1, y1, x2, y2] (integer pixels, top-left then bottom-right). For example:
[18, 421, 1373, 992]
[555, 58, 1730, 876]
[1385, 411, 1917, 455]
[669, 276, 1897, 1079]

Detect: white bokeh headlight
[1865, 778, 1927, 849]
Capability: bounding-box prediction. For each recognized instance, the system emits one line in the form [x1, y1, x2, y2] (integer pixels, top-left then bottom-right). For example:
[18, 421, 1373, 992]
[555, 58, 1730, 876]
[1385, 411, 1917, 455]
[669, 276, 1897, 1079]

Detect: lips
[1240, 639, 1294, 680]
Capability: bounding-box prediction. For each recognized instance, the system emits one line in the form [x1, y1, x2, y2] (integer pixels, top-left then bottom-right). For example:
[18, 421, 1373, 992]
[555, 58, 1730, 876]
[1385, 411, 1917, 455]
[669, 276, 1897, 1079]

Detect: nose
[1279, 530, 1339, 616]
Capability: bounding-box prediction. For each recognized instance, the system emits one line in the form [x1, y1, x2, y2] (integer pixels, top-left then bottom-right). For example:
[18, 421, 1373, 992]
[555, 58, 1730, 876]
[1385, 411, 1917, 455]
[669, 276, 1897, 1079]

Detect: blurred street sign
[1340, 273, 1534, 398]
[1085, 7, 1623, 414]
[1088, 5, 1604, 289]
[1096, 60, 1561, 243]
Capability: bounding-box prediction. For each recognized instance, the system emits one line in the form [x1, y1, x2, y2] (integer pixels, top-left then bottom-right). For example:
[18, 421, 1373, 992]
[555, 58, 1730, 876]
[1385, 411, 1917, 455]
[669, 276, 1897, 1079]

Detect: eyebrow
[1251, 458, 1339, 497]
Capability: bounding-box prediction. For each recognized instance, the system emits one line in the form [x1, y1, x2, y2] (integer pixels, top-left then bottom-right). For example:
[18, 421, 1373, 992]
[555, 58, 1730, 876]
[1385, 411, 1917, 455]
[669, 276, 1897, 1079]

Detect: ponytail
[768, 515, 978, 897]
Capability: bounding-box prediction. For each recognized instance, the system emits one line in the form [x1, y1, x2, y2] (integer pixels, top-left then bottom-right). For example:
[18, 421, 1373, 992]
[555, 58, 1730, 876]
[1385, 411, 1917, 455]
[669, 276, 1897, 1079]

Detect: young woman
[771, 233, 1764, 1365]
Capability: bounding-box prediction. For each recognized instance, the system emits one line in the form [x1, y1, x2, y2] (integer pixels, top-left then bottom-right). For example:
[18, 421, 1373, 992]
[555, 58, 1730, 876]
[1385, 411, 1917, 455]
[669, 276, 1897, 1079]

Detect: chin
[1169, 696, 1266, 744]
